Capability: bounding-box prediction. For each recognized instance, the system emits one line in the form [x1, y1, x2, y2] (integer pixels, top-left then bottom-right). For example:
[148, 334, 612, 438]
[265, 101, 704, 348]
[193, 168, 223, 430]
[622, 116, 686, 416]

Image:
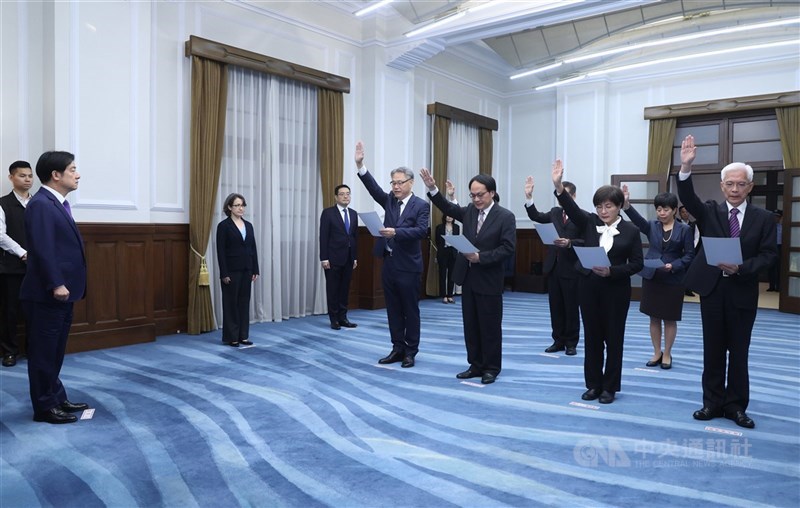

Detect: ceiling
[337, 0, 800, 87]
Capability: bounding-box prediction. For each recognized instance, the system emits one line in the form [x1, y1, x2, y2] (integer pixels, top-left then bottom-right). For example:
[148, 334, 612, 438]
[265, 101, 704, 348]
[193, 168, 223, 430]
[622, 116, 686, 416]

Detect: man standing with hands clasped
[677, 134, 777, 429]
[419, 168, 516, 384]
[355, 141, 429, 368]
[20, 151, 89, 424]
[320, 184, 359, 330]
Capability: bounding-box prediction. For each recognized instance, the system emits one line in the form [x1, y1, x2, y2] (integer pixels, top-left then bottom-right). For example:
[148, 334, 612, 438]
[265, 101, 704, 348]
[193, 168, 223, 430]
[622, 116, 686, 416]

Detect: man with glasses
[355, 141, 429, 368]
[420, 169, 516, 384]
[677, 134, 777, 429]
[320, 184, 359, 330]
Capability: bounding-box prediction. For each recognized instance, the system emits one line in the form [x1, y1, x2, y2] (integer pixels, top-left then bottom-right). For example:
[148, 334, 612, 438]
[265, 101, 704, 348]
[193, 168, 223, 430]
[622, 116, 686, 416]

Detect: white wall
[1, 0, 798, 226]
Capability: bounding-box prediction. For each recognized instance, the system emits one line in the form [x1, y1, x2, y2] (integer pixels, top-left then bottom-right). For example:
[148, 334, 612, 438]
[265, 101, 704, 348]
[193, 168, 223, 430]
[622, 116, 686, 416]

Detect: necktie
[343, 208, 350, 234]
[63, 200, 73, 218]
[729, 208, 740, 238]
[477, 210, 485, 235]
[397, 199, 403, 221]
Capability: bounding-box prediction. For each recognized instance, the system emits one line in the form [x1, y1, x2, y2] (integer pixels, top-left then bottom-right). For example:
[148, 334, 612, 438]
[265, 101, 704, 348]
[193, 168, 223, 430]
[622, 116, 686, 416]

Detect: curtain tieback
[190, 245, 210, 286]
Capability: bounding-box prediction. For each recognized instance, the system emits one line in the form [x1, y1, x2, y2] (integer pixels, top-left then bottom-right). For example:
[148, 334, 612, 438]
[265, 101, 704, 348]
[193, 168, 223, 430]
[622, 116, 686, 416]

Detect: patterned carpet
[1, 292, 798, 507]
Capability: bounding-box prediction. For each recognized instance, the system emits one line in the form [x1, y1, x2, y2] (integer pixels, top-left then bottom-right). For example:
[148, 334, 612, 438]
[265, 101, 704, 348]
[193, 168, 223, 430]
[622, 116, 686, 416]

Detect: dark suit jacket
[358, 170, 429, 273]
[216, 217, 259, 279]
[624, 204, 695, 284]
[319, 205, 358, 267]
[434, 222, 460, 262]
[556, 191, 643, 281]
[677, 174, 776, 302]
[429, 192, 516, 295]
[19, 188, 86, 303]
[524, 202, 582, 277]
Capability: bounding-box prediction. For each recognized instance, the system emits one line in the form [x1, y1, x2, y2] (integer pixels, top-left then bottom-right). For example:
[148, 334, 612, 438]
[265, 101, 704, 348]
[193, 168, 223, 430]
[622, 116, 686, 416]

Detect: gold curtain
[645, 118, 677, 178]
[318, 88, 344, 208]
[425, 116, 450, 296]
[479, 127, 493, 175]
[188, 56, 228, 334]
[776, 106, 800, 168]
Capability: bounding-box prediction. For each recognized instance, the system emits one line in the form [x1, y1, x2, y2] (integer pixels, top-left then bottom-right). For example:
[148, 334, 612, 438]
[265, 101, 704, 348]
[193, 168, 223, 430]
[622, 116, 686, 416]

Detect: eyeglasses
[723, 181, 750, 189]
[231, 203, 246, 208]
[337, 192, 351, 197]
[595, 203, 617, 212]
[469, 191, 489, 199]
[389, 178, 412, 187]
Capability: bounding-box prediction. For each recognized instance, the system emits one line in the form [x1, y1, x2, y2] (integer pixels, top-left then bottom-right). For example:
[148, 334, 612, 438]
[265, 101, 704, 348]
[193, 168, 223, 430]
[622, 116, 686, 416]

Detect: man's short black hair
[334, 184, 351, 196]
[9, 160, 31, 175]
[35, 151, 74, 184]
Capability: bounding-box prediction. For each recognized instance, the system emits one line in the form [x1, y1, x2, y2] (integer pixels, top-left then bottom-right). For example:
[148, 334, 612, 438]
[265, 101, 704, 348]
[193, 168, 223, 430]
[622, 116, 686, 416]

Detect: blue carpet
[1, 292, 798, 507]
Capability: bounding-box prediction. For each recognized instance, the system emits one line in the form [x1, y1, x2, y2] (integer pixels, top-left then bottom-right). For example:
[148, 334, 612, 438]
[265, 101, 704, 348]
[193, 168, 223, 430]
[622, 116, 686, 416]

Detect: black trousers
[221, 270, 253, 342]
[461, 277, 503, 375]
[382, 256, 421, 357]
[324, 260, 354, 323]
[547, 271, 579, 348]
[579, 276, 630, 393]
[699, 277, 756, 412]
[22, 299, 72, 413]
[0, 273, 25, 356]
[437, 251, 456, 298]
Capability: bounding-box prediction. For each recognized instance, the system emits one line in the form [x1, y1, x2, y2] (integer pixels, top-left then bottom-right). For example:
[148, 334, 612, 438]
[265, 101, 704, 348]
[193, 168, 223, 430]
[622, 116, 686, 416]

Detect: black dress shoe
[544, 343, 565, 353]
[581, 388, 601, 401]
[225, 341, 240, 347]
[401, 356, 415, 368]
[693, 407, 723, 421]
[481, 372, 497, 384]
[726, 410, 755, 429]
[456, 369, 482, 379]
[661, 354, 672, 369]
[565, 346, 577, 356]
[598, 390, 615, 404]
[378, 351, 404, 364]
[33, 407, 78, 424]
[330, 322, 341, 330]
[2, 354, 16, 367]
[240, 339, 253, 346]
[60, 400, 89, 413]
[338, 320, 357, 328]
[646, 354, 663, 367]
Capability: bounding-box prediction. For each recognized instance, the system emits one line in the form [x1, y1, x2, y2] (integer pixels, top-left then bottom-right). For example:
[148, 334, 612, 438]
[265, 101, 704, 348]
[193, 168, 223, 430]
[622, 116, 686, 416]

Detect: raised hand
[524, 176, 534, 200]
[622, 184, 630, 210]
[355, 141, 365, 168]
[680, 135, 696, 170]
[418, 167, 436, 190]
[551, 159, 564, 194]
[445, 179, 455, 198]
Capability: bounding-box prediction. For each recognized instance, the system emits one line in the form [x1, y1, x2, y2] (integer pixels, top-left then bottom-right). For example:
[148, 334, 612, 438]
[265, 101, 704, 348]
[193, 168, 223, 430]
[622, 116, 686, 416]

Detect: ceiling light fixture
[510, 61, 562, 80]
[514, 17, 799, 79]
[534, 39, 798, 90]
[355, 0, 394, 17]
[405, 11, 467, 38]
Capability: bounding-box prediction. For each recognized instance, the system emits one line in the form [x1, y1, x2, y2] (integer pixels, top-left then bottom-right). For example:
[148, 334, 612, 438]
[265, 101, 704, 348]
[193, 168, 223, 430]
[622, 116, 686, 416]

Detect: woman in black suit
[434, 214, 460, 303]
[623, 189, 695, 370]
[216, 193, 260, 347]
[552, 160, 643, 404]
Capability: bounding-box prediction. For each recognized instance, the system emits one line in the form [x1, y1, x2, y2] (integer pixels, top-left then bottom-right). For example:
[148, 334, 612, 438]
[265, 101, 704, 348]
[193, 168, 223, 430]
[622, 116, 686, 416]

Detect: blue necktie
[63, 200, 73, 218]
[343, 208, 350, 234]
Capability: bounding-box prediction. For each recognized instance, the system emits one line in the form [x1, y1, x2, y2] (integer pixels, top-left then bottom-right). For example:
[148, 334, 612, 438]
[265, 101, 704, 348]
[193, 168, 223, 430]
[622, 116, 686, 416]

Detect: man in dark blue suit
[355, 141, 429, 368]
[420, 169, 516, 384]
[19, 151, 89, 424]
[677, 135, 777, 429]
[320, 184, 358, 330]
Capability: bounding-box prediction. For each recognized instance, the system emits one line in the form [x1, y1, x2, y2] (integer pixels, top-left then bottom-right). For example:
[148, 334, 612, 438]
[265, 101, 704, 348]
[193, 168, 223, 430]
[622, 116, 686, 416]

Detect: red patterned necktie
[729, 208, 740, 238]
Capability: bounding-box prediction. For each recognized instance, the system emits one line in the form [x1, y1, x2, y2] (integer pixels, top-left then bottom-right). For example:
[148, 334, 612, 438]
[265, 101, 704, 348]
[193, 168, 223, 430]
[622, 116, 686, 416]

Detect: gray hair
[721, 162, 753, 182]
[390, 167, 414, 180]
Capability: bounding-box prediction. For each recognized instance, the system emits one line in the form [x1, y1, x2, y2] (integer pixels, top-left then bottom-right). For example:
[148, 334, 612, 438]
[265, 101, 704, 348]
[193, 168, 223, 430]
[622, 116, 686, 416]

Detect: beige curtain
[776, 106, 800, 168]
[318, 89, 344, 208]
[425, 116, 450, 296]
[479, 128, 493, 176]
[646, 118, 677, 179]
[188, 57, 228, 334]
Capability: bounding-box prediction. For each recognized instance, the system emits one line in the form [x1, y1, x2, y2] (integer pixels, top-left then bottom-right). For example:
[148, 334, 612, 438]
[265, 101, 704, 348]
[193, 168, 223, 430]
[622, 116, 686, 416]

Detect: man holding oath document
[677, 135, 777, 429]
[419, 168, 516, 384]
